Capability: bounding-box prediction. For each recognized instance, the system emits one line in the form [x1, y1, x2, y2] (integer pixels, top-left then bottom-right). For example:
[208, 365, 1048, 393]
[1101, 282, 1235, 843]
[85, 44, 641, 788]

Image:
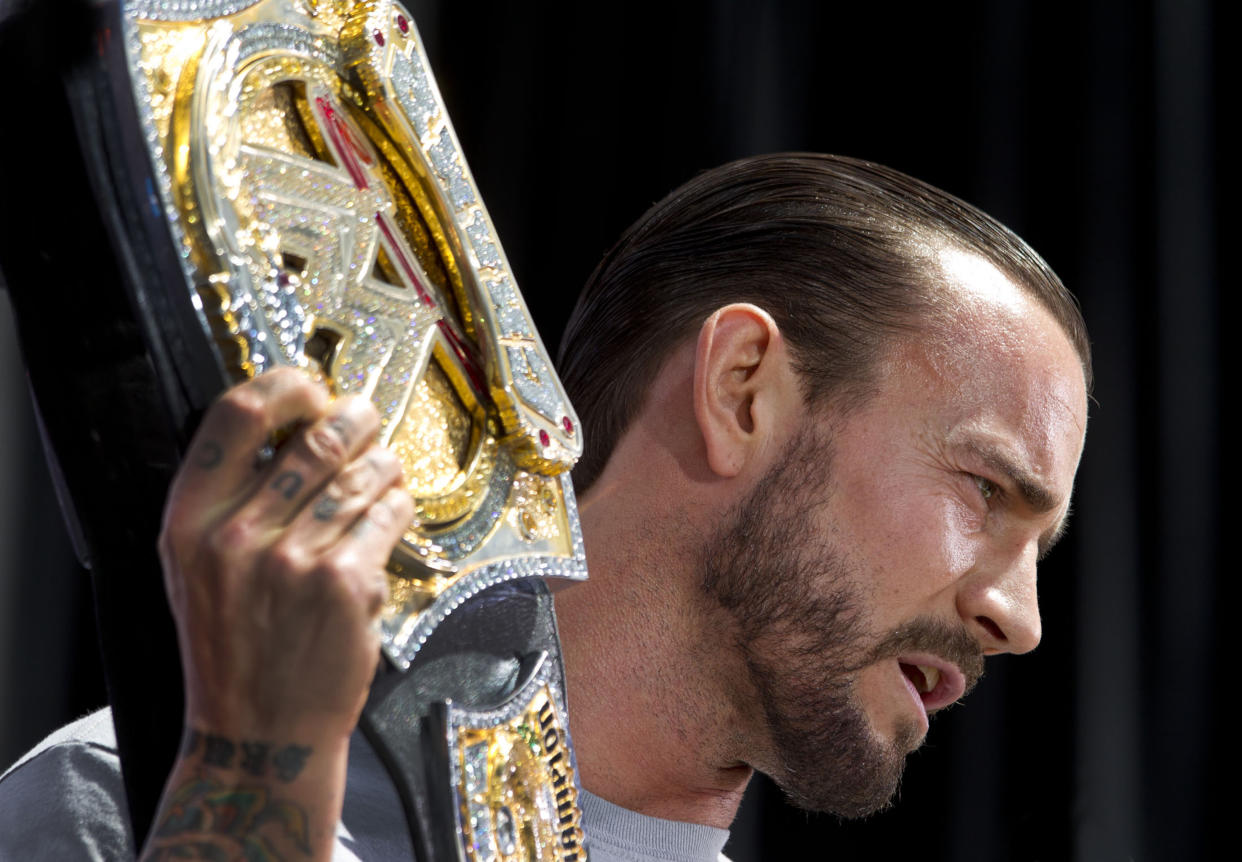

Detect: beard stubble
[699, 423, 982, 817]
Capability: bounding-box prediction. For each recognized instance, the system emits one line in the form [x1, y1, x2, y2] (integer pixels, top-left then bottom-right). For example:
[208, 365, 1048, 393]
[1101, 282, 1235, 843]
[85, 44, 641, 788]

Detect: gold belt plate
[119, 0, 586, 670]
[442, 658, 585, 862]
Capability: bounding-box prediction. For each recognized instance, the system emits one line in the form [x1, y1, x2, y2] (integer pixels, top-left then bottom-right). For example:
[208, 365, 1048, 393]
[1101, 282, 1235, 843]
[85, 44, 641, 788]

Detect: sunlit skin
[149, 371, 415, 859]
[555, 247, 1088, 828]
[804, 266, 1088, 756]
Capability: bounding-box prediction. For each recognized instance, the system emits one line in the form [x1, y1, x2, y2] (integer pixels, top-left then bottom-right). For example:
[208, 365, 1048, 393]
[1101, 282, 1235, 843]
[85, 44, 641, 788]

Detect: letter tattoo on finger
[270, 470, 304, 500]
[313, 495, 341, 521]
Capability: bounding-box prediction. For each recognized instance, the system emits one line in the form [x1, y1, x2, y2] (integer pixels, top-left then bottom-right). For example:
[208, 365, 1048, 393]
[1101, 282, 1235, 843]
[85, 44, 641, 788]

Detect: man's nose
[957, 543, 1042, 655]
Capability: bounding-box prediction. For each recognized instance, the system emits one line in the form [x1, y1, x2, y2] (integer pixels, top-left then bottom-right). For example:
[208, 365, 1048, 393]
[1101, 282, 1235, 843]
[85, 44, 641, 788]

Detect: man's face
[701, 253, 1088, 816]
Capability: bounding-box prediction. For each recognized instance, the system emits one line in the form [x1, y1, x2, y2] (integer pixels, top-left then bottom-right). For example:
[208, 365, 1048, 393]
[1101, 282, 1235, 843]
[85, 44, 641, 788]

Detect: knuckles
[206, 517, 262, 563]
[171, 518, 377, 615]
[301, 421, 351, 470]
[335, 447, 394, 496]
[211, 386, 278, 433]
[364, 499, 397, 530]
[332, 462, 373, 498]
[288, 550, 383, 620]
[369, 448, 404, 483]
[259, 534, 374, 606]
[157, 372, 394, 694]
[205, 367, 331, 435]
[387, 489, 416, 527]
[263, 539, 312, 581]
[304, 554, 359, 598]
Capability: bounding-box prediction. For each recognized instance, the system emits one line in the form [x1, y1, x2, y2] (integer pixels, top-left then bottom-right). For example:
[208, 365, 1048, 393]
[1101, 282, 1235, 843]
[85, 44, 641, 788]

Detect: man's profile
[553, 153, 1089, 835]
[0, 153, 1090, 861]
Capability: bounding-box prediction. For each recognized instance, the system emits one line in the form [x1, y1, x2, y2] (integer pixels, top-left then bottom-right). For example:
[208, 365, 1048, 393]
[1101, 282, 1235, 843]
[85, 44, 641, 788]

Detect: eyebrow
[959, 439, 1069, 559]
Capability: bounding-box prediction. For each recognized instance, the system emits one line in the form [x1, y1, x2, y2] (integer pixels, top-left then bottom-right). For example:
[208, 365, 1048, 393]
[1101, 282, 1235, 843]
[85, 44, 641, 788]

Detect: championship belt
[0, 2, 587, 859]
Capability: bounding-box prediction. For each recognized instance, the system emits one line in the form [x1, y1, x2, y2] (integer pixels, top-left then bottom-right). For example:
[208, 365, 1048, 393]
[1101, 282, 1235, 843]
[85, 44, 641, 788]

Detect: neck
[555, 470, 753, 830]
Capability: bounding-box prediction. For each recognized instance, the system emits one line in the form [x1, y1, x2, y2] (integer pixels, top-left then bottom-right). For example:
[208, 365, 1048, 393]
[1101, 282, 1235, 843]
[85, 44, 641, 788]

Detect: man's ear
[692, 303, 797, 478]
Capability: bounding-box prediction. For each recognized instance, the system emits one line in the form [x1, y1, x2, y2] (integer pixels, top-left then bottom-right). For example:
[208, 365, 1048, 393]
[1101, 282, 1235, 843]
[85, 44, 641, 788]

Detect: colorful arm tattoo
[140, 732, 318, 861]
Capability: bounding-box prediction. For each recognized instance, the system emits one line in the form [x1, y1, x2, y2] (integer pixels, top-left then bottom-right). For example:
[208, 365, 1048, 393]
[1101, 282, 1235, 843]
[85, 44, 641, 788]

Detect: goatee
[700, 424, 982, 817]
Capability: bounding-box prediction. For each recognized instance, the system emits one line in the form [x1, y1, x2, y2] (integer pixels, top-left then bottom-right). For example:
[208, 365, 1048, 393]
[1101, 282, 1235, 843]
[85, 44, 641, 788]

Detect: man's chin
[774, 759, 904, 819]
[769, 719, 920, 819]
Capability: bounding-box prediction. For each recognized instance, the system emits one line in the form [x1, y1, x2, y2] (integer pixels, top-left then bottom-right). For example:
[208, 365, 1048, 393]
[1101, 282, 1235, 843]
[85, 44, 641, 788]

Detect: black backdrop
[0, 0, 1224, 859]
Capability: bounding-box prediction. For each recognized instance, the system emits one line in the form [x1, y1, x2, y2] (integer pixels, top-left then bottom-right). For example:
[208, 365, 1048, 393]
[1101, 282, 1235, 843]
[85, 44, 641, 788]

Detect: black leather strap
[0, 1, 196, 845]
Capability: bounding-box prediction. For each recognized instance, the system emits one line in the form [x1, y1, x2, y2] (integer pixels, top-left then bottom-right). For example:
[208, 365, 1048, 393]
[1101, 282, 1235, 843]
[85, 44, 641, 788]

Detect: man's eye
[974, 475, 997, 501]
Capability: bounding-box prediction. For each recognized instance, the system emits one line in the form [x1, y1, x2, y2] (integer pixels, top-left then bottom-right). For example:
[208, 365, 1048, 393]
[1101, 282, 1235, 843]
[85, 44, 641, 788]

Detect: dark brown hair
[557, 153, 1091, 493]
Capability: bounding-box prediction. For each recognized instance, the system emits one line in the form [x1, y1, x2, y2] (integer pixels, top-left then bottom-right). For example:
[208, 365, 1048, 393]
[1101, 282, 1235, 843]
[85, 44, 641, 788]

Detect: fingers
[346, 486, 414, 614]
[234, 394, 381, 527]
[267, 484, 413, 622]
[172, 369, 334, 515]
[157, 369, 413, 746]
[284, 445, 406, 554]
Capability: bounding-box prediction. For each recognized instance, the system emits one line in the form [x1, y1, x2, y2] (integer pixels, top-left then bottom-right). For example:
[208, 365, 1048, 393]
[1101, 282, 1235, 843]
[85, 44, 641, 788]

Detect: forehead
[936, 246, 1032, 315]
[882, 249, 1089, 496]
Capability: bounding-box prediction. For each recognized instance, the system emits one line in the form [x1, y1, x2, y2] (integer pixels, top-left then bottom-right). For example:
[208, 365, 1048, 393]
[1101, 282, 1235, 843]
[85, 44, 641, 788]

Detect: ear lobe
[693, 304, 788, 478]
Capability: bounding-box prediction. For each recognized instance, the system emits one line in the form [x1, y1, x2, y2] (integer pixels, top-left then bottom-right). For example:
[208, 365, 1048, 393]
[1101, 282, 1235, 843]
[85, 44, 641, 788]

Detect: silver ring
[253, 442, 276, 471]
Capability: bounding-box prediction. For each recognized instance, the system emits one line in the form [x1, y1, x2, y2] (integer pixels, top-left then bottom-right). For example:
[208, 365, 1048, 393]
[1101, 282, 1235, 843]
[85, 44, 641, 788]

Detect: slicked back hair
[556, 153, 1092, 494]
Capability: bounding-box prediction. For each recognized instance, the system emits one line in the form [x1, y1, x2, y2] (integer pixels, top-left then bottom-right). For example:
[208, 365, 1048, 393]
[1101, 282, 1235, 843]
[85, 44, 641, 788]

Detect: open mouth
[898, 657, 967, 713]
[900, 662, 940, 696]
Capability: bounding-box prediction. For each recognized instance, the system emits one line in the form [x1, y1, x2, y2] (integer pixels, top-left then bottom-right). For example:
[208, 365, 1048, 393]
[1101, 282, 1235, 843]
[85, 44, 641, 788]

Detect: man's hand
[143, 368, 413, 860]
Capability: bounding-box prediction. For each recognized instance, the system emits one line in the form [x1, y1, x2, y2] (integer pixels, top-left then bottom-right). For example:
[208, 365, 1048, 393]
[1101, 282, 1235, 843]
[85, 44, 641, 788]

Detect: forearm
[143, 372, 411, 860]
[140, 726, 349, 861]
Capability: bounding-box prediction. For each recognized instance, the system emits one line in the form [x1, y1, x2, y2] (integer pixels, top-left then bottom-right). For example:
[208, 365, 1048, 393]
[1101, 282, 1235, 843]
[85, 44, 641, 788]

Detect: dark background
[0, 0, 1224, 859]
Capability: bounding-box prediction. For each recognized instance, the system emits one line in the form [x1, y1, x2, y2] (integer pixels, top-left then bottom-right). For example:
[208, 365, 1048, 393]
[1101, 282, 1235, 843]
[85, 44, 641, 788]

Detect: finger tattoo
[312, 495, 341, 521]
[270, 470, 304, 500]
[193, 441, 224, 470]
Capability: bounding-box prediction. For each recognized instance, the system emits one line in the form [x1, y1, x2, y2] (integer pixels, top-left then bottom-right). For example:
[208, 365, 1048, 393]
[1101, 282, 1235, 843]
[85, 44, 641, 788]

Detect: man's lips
[897, 653, 968, 713]
[867, 617, 985, 733]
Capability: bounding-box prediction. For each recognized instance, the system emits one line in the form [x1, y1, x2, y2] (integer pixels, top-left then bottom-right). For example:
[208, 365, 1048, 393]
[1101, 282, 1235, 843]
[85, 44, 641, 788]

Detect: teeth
[917, 665, 941, 694]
